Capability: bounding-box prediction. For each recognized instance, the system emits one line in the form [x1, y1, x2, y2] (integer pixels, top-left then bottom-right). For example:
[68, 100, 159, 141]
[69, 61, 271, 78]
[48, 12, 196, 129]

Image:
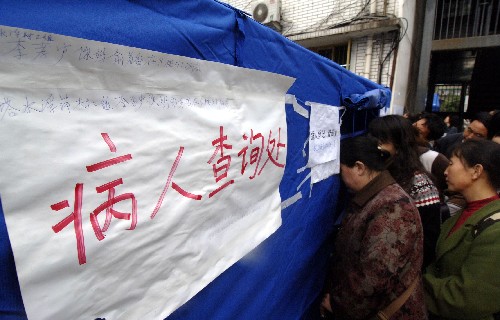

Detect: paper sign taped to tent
[0, 25, 294, 320]
[307, 102, 340, 183]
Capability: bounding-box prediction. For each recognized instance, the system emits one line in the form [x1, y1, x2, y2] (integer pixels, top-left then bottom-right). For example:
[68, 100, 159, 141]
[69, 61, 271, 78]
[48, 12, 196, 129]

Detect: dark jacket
[434, 133, 463, 159]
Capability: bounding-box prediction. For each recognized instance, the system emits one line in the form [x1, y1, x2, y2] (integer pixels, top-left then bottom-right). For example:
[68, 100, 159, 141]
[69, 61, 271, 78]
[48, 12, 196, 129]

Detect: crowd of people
[320, 111, 500, 319]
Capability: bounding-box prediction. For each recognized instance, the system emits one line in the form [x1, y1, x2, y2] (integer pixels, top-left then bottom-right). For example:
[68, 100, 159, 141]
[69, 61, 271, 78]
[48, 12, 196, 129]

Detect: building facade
[423, 0, 500, 117]
[224, 0, 500, 116]
[224, 0, 419, 114]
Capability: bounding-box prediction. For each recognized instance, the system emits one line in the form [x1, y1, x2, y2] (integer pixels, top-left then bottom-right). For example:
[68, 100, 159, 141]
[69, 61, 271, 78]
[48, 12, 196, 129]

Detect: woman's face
[444, 116, 451, 127]
[444, 155, 474, 193]
[340, 163, 360, 192]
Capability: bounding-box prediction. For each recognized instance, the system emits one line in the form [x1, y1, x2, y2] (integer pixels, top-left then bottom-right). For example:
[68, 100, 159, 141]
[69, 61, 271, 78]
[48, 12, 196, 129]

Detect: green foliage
[440, 95, 460, 112]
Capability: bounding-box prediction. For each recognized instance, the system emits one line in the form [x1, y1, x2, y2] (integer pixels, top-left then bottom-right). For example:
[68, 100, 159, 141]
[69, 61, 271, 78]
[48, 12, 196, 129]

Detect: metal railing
[434, 0, 500, 40]
[432, 84, 470, 112]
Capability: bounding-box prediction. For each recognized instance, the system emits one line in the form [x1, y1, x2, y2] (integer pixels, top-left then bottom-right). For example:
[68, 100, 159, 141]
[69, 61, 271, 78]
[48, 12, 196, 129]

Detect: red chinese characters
[51, 133, 137, 265]
[51, 184, 85, 264]
[150, 146, 202, 220]
[51, 127, 285, 265]
[207, 126, 235, 198]
[238, 127, 286, 178]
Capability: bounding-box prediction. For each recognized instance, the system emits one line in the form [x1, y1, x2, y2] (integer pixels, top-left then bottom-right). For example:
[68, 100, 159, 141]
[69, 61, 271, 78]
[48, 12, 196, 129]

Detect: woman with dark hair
[368, 115, 442, 269]
[424, 139, 500, 319]
[321, 135, 427, 319]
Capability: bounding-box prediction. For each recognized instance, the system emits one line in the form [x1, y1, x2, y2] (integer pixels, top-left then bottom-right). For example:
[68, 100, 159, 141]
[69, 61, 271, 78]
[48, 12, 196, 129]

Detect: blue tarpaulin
[0, 1, 388, 319]
[343, 88, 392, 111]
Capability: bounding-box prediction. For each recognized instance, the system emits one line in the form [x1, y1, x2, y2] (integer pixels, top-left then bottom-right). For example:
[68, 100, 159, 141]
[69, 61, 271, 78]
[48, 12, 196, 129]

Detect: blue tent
[0, 1, 388, 319]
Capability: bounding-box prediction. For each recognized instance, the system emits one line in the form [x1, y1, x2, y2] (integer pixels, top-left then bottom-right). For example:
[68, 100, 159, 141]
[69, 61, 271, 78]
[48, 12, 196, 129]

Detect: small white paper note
[307, 102, 341, 183]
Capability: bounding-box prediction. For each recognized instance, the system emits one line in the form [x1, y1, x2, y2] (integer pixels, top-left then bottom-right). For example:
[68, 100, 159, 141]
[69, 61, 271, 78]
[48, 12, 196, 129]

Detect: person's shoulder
[412, 171, 436, 184]
[434, 133, 462, 155]
[433, 152, 449, 168]
[470, 201, 500, 238]
[481, 199, 500, 213]
[410, 172, 440, 202]
[382, 184, 421, 216]
[447, 127, 458, 134]
[437, 132, 462, 143]
[417, 145, 429, 156]
[377, 183, 415, 206]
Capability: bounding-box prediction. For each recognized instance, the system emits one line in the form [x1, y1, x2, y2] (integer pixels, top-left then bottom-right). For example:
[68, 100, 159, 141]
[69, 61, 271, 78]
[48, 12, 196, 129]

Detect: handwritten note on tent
[307, 102, 341, 183]
[0, 25, 294, 319]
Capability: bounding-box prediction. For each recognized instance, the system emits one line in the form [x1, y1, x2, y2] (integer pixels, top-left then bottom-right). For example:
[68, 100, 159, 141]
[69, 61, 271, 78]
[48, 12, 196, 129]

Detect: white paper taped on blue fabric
[0, 24, 295, 320]
[306, 102, 341, 184]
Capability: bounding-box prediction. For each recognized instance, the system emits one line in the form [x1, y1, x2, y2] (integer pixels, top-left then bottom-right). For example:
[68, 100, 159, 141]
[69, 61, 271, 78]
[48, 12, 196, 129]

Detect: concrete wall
[389, 0, 416, 114]
[351, 34, 395, 87]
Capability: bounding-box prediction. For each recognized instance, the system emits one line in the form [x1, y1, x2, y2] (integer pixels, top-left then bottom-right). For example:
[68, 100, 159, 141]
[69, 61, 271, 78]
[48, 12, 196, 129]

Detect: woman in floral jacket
[321, 135, 427, 319]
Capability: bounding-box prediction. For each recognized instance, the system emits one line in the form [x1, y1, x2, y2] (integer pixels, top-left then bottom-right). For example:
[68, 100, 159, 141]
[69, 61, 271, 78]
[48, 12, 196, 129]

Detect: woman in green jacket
[423, 139, 500, 320]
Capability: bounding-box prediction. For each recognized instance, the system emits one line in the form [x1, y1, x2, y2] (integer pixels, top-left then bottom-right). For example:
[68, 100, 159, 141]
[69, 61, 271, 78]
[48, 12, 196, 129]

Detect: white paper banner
[0, 25, 294, 320]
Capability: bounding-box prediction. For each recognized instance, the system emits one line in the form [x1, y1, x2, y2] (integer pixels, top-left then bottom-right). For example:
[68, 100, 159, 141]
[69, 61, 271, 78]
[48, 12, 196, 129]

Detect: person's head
[340, 135, 390, 192]
[444, 115, 451, 127]
[463, 112, 491, 140]
[487, 110, 500, 143]
[368, 115, 418, 154]
[413, 112, 446, 142]
[444, 114, 460, 128]
[445, 139, 500, 195]
[403, 112, 420, 123]
[368, 115, 424, 189]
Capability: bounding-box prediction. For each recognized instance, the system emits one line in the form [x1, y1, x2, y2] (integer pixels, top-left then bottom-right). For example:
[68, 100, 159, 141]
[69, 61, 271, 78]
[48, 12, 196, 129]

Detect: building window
[432, 84, 469, 113]
[434, 0, 500, 40]
[314, 44, 349, 68]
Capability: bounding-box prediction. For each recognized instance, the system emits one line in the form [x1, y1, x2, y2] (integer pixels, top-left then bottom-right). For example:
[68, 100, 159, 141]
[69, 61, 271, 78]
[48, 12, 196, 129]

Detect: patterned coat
[329, 171, 427, 319]
[408, 171, 442, 269]
[423, 199, 500, 320]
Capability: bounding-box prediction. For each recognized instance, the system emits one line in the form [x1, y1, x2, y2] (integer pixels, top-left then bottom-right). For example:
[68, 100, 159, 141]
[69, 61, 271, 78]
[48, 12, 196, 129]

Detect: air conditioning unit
[251, 0, 281, 30]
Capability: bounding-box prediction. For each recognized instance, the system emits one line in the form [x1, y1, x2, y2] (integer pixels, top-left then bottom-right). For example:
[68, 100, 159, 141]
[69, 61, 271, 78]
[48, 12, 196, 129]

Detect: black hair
[368, 115, 427, 191]
[447, 114, 460, 129]
[471, 111, 492, 129]
[452, 139, 500, 189]
[340, 135, 390, 171]
[418, 112, 446, 141]
[487, 111, 500, 140]
[403, 112, 420, 123]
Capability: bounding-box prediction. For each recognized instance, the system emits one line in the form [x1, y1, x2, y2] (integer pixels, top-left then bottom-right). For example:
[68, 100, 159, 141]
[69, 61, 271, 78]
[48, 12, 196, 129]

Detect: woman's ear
[354, 161, 366, 175]
[471, 164, 484, 180]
